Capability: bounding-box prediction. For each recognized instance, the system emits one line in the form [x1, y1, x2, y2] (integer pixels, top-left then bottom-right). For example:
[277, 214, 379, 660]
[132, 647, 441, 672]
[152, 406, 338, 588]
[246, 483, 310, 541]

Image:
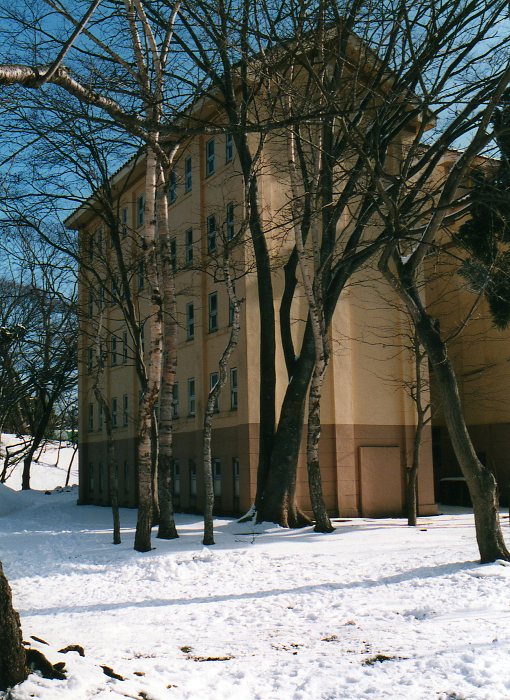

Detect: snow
[1, 438, 510, 699]
[0, 434, 78, 492]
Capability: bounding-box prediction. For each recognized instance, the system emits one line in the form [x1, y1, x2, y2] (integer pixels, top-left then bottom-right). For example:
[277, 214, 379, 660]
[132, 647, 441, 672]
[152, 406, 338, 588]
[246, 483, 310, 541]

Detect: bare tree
[2, 0, 510, 564]
[202, 241, 244, 545]
[0, 0, 184, 551]
[0, 234, 77, 489]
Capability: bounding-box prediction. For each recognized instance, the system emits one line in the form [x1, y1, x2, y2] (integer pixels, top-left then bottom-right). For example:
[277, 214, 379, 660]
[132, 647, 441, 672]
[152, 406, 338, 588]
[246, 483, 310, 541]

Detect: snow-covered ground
[0, 434, 78, 491]
[1, 439, 510, 699]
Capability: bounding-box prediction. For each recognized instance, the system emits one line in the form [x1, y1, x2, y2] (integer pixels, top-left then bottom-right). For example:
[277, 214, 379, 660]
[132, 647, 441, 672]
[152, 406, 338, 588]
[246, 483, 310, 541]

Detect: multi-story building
[69, 130, 438, 520]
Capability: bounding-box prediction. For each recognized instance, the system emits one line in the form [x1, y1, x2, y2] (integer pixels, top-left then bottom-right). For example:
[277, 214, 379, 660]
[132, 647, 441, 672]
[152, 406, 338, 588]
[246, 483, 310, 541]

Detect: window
[226, 202, 235, 240]
[123, 394, 129, 426]
[87, 346, 93, 373]
[207, 214, 216, 253]
[121, 207, 128, 236]
[98, 462, 104, 494]
[185, 228, 193, 265]
[189, 459, 197, 497]
[213, 458, 221, 496]
[170, 237, 177, 273]
[206, 138, 215, 176]
[122, 331, 128, 364]
[230, 367, 238, 410]
[88, 463, 94, 492]
[173, 460, 180, 497]
[88, 403, 94, 432]
[209, 372, 219, 412]
[111, 276, 119, 305]
[233, 458, 240, 499]
[111, 336, 117, 366]
[186, 302, 194, 340]
[229, 295, 236, 326]
[98, 402, 103, 431]
[138, 259, 145, 290]
[172, 383, 179, 418]
[185, 156, 192, 192]
[111, 397, 118, 428]
[169, 170, 177, 204]
[88, 234, 94, 262]
[96, 227, 103, 254]
[188, 378, 196, 416]
[208, 292, 218, 332]
[137, 194, 145, 226]
[98, 285, 105, 309]
[87, 288, 94, 317]
[124, 461, 130, 494]
[225, 133, 234, 163]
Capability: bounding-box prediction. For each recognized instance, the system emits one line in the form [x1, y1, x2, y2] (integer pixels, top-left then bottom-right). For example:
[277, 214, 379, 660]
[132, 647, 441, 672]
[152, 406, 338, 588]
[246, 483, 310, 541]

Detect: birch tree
[0, 0, 184, 550]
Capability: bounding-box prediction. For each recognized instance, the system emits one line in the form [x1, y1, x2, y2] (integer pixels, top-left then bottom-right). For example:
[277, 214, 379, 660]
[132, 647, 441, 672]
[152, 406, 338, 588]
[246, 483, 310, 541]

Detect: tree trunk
[0, 562, 27, 691]
[134, 399, 154, 552]
[202, 407, 215, 546]
[108, 448, 121, 545]
[106, 417, 120, 545]
[65, 444, 78, 487]
[21, 432, 44, 490]
[94, 389, 121, 544]
[416, 314, 509, 561]
[406, 465, 418, 527]
[257, 323, 315, 527]
[134, 147, 163, 552]
[235, 139, 276, 512]
[406, 411, 424, 527]
[1, 450, 10, 483]
[157, 371, 178, 539]
[156, 170, 178, 540]
[151, 412, 160, 526]
[307, 365, 334, 533]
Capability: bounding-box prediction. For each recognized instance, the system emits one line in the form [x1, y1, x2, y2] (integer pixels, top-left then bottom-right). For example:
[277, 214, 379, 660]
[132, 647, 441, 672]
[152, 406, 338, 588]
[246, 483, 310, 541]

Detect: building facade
[71, 131, 437, 520]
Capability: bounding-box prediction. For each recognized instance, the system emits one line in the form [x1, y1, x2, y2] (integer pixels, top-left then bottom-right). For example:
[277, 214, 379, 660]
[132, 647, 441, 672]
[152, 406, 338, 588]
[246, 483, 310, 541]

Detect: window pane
[189, 459, 197, 497]
[188, 378, 196, 415]
[185, 228, 193, 264]
[169, 171, 177, 203]
[185, 156, 192, 192]
[137, 195, 145, 226]
[231, 367, 238, 410]
[206, 139, 215, 176]
[226, 202, 235, 240]
[173, 460, 180, 496]
[172, 383, 179, 418]
[186, 302, 194, 340]
[226, 133, 233, 163]
[207, 215, 216, 253]
[213, 459, 221, 496]
[208, 292, 218, 332]
[233, 458, 240, 498]
[112, 398, 117, 428]
[210, 372, 219, 412]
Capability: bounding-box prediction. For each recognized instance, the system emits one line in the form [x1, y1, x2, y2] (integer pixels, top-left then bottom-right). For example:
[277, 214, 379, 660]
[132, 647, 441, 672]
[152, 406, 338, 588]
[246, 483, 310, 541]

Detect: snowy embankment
[1, 440, 510, 699]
